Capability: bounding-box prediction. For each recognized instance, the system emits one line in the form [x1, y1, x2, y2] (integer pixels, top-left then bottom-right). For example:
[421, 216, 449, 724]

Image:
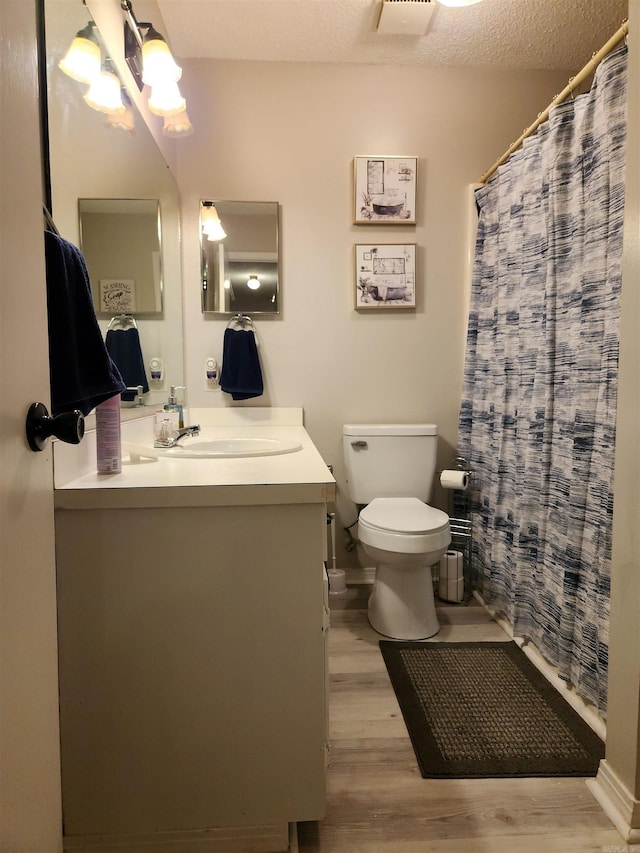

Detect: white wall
[595, 0, 640, 828]
[176, 59, 569, 562]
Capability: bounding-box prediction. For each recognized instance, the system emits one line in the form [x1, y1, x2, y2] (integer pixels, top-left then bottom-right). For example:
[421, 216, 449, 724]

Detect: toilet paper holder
[439, 456, 473, 492]
[438, 455, 473, 479]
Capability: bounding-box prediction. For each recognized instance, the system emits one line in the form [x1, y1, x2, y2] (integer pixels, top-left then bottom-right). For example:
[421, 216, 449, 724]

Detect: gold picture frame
[355, 244, 416, 309]
[353, 155, 417, 224]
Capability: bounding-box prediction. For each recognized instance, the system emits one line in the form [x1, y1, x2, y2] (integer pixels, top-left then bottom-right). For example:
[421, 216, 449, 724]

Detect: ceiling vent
[376, 0, 436, 36]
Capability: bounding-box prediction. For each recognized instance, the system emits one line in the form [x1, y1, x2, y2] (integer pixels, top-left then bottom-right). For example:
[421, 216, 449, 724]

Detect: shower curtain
[459, 44, 628, 714]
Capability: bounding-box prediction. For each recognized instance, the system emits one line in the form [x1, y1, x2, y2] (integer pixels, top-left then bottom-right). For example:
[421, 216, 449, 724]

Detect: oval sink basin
[161, 437, 302, 458]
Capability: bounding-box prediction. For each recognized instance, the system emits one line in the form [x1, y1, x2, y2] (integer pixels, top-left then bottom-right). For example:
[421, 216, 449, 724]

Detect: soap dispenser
[164, 385, 185, 429]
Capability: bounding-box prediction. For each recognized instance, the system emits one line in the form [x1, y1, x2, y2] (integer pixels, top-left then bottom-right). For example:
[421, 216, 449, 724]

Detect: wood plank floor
[296, 583, 622, 853]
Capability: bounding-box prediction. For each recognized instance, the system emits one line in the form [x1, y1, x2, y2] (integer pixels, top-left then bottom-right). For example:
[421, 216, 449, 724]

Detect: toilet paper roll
[440, 469, 470, 491]
[439, 551, 464, 602]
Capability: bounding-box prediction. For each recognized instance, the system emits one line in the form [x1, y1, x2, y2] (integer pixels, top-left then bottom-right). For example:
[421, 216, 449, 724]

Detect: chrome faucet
[154, 424, 200, 448]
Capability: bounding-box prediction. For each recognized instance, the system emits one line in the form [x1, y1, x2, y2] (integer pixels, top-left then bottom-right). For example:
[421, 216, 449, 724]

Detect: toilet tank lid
[343, 423, 438, 436]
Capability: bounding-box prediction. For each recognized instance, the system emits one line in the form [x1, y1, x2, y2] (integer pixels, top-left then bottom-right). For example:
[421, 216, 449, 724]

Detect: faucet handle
[124, 385, 145, 406]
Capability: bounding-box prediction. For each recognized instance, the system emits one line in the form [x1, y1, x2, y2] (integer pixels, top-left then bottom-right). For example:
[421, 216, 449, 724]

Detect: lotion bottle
[96, 393, 122, 474]
[164, 385, 184, 429]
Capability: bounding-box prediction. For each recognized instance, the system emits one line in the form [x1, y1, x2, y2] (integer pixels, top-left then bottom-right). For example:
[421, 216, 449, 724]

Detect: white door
[0, 1, 63, 849]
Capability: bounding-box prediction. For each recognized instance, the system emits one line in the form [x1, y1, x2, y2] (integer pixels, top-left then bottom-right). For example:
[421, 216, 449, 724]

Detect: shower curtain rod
[479, 19, 629, 184]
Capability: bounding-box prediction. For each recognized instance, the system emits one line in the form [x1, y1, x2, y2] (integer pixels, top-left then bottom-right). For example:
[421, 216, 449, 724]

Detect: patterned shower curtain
[459, 45, 628, 714]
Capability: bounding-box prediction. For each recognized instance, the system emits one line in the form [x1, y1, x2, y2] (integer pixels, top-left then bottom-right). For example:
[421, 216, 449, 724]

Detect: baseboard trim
[587, 760, 640, 842]
[345, 567, 375, 584]
[63, 824, 290, 852]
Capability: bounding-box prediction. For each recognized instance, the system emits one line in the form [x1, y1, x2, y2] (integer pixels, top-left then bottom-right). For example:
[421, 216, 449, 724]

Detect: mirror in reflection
[201, 201, 280, 314]
[79, 198, 163, 316]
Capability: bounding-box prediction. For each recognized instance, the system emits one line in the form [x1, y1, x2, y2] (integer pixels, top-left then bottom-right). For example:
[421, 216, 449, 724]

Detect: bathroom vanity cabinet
[53, 409, 334, 853]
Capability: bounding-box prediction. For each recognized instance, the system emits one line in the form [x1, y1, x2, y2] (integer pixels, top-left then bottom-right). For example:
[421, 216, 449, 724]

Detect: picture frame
[99, 278, 136, 313]
[355, 244, 416, 309]
[353, 155, 417, 224]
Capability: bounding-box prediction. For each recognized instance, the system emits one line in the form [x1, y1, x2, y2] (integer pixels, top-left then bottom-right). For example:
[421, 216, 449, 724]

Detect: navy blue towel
[220, 328, 264, 401]
[105, 328, 149, 401]
[44, 230, 125, 416]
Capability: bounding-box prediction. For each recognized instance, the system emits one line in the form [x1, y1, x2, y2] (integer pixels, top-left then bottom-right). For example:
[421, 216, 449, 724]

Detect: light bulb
[148, 80, 186, 117]
[247, 275, 261, 290]
[83, 70, 126, 115]
[436, 0, 483, 6]
[205, 222, 227, 241]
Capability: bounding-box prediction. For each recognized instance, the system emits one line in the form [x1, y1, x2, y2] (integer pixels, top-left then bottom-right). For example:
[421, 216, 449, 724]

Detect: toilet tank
[343, 424, 439, 504]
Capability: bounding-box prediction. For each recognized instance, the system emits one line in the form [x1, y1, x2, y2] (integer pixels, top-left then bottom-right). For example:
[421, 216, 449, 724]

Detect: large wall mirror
[201, 200, 280, 315]
[41, 0, 184, 405]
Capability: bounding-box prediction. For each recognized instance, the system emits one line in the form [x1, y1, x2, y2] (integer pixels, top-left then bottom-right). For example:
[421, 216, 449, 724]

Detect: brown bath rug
[379, 640, 604, 778]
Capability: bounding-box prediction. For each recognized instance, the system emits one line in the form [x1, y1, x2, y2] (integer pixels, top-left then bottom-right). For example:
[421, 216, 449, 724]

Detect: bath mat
[379, 640, 604, 779]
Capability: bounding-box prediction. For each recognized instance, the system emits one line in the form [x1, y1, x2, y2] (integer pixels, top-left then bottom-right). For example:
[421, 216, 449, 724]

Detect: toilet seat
[360, 497, 448, 534]
[358, 497, 450, 555]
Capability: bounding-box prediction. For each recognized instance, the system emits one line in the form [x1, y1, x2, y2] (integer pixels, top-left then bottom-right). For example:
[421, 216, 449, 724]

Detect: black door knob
[26, 402, 85, 452]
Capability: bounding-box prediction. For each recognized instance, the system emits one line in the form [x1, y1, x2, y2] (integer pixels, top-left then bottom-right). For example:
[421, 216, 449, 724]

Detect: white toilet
[343, 424, 451, 640]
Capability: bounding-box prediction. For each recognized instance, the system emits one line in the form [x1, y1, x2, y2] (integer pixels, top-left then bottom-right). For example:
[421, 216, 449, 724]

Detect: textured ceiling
[155, 0, 628, 70]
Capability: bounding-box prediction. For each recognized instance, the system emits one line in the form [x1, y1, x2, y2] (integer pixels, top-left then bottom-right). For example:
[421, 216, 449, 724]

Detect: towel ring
[227, 313, 255, 331]
[107, 314, 138, 331]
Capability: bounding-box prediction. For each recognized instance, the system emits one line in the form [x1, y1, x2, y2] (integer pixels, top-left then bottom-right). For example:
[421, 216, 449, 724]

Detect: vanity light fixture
[121, 0, 191, 123]
[201, 203, 227, 241]
[247, 275, 261, 291]
[83, 61, 126, 116]
[58, 21, 101, 84]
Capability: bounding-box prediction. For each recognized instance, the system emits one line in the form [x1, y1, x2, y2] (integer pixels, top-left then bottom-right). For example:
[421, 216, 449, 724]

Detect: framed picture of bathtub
[353, 155, 417, 224]
[355, 243, 416, 309]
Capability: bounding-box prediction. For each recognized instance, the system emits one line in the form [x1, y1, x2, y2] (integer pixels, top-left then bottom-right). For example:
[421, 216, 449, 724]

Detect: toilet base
[367, 561, 440, 641]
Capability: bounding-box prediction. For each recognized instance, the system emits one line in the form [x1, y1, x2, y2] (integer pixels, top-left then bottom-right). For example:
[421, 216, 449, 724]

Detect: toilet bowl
[342, 423, 450, 640]
[358, 497, 450, 640]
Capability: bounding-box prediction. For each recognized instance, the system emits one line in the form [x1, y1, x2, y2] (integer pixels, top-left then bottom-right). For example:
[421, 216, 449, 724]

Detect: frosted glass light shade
[58, 27, 101, 83]
[142, 29, 182, 85]
[163, 109, 194, 137]
[205, 221, 227, 241]
[247, 275, 261, 290]
[107, 104, 136, 132]
[83, 71, 126, 115]
[148, 80, 186, 116]
[202, 205, 227, 241]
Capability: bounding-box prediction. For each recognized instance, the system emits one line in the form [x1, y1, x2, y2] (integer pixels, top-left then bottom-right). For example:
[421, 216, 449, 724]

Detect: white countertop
[54, 408, 335, 509]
